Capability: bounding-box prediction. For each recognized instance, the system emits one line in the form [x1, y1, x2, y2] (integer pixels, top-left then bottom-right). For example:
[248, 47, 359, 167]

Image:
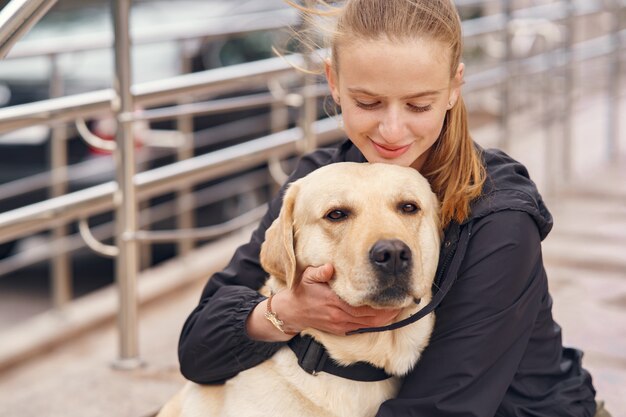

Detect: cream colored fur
[157, 162, 441, 417]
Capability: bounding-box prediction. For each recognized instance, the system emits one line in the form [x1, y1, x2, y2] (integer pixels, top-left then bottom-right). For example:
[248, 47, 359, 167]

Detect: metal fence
[0, 0, 623, 366]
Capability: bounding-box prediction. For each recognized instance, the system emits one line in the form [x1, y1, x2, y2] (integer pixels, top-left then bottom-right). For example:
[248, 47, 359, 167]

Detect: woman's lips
[371, 140, 411, 159]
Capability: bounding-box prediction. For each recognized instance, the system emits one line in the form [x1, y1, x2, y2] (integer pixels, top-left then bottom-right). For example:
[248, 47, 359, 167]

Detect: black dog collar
[287, 335, 392, 381]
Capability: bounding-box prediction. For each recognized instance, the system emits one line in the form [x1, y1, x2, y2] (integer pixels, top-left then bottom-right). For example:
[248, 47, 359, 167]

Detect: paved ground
[543, 176, 626, 415]
[0, 229, 251, 417]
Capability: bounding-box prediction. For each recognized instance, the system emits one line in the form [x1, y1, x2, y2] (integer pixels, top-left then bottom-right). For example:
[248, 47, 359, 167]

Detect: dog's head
[260, 162, 441, 310]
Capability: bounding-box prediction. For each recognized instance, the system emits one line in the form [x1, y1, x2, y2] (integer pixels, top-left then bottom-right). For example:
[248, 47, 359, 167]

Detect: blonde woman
[178, 1, 605, 415]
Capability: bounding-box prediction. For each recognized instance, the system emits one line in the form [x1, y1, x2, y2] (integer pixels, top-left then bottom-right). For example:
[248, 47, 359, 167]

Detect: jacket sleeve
[376, 210, 545, 417]
[177, 152, 333, 384]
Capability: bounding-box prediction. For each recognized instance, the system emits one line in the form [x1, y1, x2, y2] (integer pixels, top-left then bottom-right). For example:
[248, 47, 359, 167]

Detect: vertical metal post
[607, 0, 621, 165]
[112, 0, 141, 369]
[561, 0, 575, 184]
[499, 0, 512, 152]
[299, 0, 317, 154]
[176, 39, 195, 256]
[542, 37, 555, 195]
[49, 53, 72, 309]
[300, 72, 318, 153]
[270, 82, 289, 135]
[138, 168, 152, 270]
[269, 78, 290, 195]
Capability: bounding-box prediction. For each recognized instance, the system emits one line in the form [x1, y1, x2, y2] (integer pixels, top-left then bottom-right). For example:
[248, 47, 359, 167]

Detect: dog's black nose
[369, 239, 412, 275]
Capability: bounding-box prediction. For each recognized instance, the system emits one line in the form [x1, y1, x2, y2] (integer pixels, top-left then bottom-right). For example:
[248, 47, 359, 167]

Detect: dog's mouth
[366, 286, 418, 309]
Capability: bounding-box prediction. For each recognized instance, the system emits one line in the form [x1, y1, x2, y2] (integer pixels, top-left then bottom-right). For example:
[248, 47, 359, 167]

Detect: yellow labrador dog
[157, 162, 441, 417]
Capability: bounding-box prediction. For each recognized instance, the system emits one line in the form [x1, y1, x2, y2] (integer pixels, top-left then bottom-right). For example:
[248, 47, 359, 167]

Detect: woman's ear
[260, 183, 299, 288]
[448, 62, 465, 108]
[324, 58, 341, 105]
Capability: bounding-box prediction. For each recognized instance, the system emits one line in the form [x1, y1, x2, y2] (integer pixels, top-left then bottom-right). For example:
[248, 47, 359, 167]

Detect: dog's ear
[260, 183, 299, 288]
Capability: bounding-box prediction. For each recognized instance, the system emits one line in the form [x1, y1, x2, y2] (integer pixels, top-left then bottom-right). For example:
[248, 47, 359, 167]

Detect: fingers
[320, 305, 401, 334]
[289, 264, 402, 335]
[301, 265, 396, 316]
[331, 296, 402, 323]
[302, 263, 334, 283]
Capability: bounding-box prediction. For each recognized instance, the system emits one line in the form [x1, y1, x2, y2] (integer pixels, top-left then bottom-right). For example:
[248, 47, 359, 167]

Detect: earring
[447, 101, 453, 109]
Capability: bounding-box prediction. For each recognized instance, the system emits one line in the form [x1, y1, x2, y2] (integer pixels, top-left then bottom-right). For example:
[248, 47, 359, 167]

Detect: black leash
[346, 261, 455, 335]
[348, 221, 465, 335]
[288, 221, 467, 380]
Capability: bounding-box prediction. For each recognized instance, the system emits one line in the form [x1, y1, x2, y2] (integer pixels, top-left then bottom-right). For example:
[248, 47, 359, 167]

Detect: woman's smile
[370, 139, 412, 159]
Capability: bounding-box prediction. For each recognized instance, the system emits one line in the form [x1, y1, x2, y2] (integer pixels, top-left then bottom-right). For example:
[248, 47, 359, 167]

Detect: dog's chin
[364, 288, 417, 310]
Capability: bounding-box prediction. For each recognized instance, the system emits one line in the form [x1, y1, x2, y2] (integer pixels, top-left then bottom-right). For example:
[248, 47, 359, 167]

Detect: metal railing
[3, 8, 298, 60]
[0, 0, 58, 58]
[0, 118, 344, 244]
[0, 0, 623, 367]
[0, 0, 324, 367]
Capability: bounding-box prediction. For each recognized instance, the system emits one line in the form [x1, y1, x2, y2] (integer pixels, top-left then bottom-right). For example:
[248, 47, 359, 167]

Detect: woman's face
[326, 37, 464, 171]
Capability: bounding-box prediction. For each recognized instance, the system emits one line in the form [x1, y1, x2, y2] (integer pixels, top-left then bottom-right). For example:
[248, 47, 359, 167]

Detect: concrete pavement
[0, 229, 252, 417]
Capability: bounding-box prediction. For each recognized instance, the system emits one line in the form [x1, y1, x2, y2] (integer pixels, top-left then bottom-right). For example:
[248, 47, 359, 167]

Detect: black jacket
[178, 140, 597, 417]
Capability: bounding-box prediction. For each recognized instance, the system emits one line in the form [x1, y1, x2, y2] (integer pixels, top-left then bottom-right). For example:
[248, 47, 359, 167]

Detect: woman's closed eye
[354, 99, 380, 110]
[354, 99, 432, 113]
[407, 103, 432, 113]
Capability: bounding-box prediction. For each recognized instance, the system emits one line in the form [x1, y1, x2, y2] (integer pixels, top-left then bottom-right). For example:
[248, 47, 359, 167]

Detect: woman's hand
[246, 264, 401, 342]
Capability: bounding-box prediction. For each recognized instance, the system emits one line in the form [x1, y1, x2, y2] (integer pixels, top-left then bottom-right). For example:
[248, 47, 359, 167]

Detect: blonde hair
[288, 0, 486, 228]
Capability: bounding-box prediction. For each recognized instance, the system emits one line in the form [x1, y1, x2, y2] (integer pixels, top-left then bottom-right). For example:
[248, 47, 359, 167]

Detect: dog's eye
[399, 203, 420, 214]
[325, 209, 349, 221]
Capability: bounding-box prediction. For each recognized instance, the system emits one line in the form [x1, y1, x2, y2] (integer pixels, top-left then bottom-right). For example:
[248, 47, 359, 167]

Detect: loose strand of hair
[283, 0, 343, 17]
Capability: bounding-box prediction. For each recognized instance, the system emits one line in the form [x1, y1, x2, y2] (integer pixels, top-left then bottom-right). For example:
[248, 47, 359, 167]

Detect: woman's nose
[378, 108, 405, 143]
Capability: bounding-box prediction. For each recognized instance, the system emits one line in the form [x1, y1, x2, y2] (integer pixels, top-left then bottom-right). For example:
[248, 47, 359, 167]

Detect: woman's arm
[176, 150, 331, 384]
[376, 210, 548, 417]
[177, 198, 284, 383]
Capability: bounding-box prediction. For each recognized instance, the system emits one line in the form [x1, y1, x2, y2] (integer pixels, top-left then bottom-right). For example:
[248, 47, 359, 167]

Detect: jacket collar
[466, 147, 553, 241]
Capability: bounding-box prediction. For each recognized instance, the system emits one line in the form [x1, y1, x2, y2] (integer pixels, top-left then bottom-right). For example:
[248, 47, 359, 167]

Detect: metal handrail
[2, 27, 624, 136]
[0, 53, 306, 134]
[0, 112, 273, 203]
[0, 1, 622, 136]
[0, 0, 58, 59]
[0, 117, 343, 245]
[0, 167, 271, 277]
[132, 85, 327, 123]
[75, 118, 117, 152]
[2, 1, 609, 61]
[78, 217, 119, 258]
[134, 203, 269, 243]
[3, 8, 298, 60]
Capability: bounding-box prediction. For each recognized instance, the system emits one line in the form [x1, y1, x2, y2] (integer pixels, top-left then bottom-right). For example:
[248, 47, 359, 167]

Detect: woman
[178, 0, 605, 415]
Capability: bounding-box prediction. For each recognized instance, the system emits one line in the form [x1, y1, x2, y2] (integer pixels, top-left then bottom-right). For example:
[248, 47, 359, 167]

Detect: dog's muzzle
[368, 239, 413, 304]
